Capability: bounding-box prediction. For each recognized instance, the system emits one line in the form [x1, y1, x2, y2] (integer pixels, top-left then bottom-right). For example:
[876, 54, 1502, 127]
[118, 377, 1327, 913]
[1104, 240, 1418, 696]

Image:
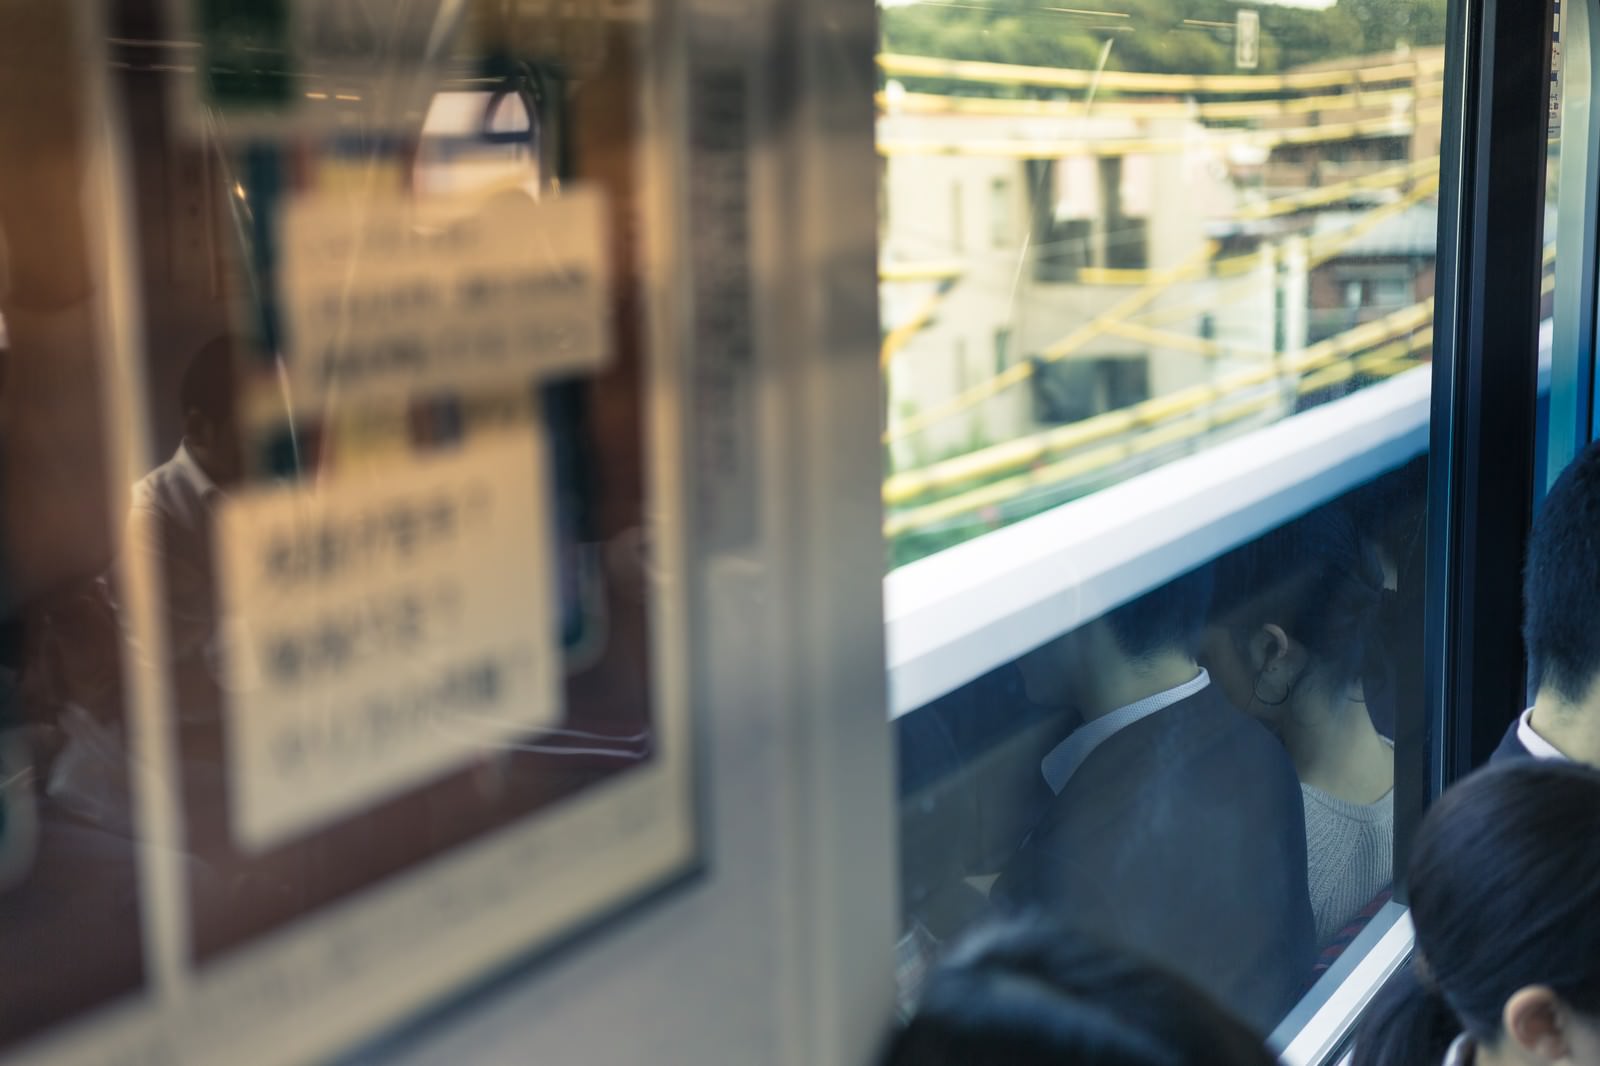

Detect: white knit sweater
[1302, 781, 1395, 946]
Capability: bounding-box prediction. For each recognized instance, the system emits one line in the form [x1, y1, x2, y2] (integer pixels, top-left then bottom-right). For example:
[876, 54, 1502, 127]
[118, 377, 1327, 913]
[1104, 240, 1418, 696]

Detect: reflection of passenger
[884, 918, 1277, 1066]
[1494, 440, 1600, 765]
[126, 336, 242, 712]
[1203, 509, 1396, 947]
[992, 569, 1314, 1032]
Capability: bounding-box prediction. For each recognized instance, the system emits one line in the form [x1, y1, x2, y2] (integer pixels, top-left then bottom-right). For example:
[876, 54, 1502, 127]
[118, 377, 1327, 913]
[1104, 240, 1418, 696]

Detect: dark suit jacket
[1490, 717, 1533, 763]
[993, 681, 1315, 1033]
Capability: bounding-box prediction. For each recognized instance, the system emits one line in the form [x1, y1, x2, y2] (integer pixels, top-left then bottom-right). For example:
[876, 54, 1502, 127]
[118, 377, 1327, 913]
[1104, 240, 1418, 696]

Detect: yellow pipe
[880, 163, 1444, 443]
[877, 53, 1432, 95]
[884, 299, 1434, 502]
[884, 389, 1279, 537]
[882, 282, 956, 369]
[1235, 157, 1440, 221]
[1135, 181, 1442, 330]
[884, 342, 1429, 538]
[880, 261, 965, 283]
[1098, 318, 1273, 360]
[878, 109, 1443, 159]
[878, 85, 1436, 123]
[883, 241, 1220, 443]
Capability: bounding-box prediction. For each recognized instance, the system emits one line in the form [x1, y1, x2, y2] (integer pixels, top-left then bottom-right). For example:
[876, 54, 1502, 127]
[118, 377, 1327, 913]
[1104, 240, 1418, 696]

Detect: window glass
[879, 0, 1446, 567]
[1537, 0, 1570, 508]
[881, 0, 1441, 1038]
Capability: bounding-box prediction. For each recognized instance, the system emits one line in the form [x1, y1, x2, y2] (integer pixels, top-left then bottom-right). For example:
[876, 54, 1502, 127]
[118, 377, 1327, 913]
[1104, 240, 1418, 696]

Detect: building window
[990, 176, 1012, 248]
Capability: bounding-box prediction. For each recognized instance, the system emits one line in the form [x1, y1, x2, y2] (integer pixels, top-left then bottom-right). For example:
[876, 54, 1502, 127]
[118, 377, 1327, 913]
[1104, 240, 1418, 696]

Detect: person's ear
[1249, 624, 1292, 672]
[1503, 985, 1571, 1062]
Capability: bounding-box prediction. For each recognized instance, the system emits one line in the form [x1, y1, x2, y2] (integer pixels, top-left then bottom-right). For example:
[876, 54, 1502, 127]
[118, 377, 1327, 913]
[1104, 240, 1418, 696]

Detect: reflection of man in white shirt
[125, 337, 242, 716]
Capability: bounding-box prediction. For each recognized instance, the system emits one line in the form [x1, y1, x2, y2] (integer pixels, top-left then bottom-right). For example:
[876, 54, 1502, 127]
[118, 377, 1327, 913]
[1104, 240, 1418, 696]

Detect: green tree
[881, 0, 1449, 89]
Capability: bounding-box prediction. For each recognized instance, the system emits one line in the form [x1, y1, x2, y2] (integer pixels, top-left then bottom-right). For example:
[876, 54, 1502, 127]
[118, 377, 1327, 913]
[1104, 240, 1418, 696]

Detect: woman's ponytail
[1358, 762, 1600, 1065]
[1352, 963, 1459, 1066]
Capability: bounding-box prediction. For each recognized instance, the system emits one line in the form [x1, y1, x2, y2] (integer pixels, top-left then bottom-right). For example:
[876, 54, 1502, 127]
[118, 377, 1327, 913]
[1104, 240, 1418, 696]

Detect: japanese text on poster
[215, 427, 562, 851]
[280, 187, 612, 407]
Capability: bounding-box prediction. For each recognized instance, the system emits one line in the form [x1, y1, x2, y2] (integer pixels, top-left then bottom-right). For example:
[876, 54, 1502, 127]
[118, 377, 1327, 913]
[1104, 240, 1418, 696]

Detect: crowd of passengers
[887, 439, 1600, 1066]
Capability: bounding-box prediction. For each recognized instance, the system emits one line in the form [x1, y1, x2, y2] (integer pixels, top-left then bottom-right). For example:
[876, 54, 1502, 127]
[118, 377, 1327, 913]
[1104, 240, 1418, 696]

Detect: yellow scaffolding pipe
[884, 329, 1432, 536]
[878, 108, 1443, 159]
[878, 85, 1439, 123]
[884, 298, 1434, 503]
[881, 261, 966, 283]
[882, 178, 1440, 439]
[878, 53, 1432, 95]
[1132, 178, 1441, 329]
[1097, 318, 1273, 360]
[1235, 157, 1441, 222]
[881, 280, 958, 369]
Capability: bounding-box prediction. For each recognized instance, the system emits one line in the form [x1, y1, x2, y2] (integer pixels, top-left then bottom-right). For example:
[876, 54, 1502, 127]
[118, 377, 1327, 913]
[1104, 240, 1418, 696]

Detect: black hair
[1353, 761, 1600, 1066]
[179, 335, 238, 427]
[1525, 439, 1600, 703]
[1104, 564, 1215, 662]
[882, 919, 1276, 1066]
[1210, 505, 1390, 700]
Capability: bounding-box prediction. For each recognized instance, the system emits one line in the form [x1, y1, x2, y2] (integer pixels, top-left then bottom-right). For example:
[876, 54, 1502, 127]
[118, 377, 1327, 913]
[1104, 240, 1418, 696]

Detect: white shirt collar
[1040, 669, 1211, 795]
[1518, 706, 1571, 762]
[173, 442, 221, 503]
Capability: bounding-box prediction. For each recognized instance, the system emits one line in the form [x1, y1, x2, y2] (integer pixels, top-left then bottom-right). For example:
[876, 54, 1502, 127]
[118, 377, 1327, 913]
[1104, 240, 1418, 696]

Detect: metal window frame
[1420, 0, 1551, 809]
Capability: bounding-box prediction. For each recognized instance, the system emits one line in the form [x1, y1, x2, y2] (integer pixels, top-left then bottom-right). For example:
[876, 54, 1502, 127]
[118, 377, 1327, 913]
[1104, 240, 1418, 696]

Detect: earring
[1253, 669, 1292, 708]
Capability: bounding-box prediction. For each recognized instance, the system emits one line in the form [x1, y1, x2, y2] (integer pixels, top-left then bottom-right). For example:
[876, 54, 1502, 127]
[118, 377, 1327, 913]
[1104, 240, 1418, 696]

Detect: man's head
[179, 336, 243, 487]
[883, 918, 1275, 1066]
[1525, 440, 1600, 708]
[1017, 565, 1214, 710]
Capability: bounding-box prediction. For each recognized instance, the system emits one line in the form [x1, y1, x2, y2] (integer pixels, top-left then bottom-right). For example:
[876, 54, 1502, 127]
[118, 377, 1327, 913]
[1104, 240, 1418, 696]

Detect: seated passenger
[1204, 508, 1396, 947]
[992, 568, 1314, 1032]
[1353, 761, 1600, 1066]
[1498, 439, 1600, 764]
[883, 919, 1277, 1066]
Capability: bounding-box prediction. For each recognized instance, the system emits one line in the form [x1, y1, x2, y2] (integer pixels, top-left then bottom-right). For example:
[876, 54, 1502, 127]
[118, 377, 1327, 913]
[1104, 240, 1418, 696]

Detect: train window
[881, 0, 1444, 1042]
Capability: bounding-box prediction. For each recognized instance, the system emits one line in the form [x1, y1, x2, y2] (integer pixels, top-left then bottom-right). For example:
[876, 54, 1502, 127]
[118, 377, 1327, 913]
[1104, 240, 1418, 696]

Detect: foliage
[880, 0, 1449, 92]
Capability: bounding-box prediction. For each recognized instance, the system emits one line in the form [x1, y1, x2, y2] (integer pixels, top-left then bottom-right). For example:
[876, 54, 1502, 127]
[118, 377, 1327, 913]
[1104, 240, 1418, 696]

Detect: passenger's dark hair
[882, 919, 1275, 1066]
[1525, 439, 1600, 703]
[1352, 762, 1600, 1066]
[179, 335, 238, 426]
[1209, 505, 1390, 699]
[1105, 564, 1214, 661]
